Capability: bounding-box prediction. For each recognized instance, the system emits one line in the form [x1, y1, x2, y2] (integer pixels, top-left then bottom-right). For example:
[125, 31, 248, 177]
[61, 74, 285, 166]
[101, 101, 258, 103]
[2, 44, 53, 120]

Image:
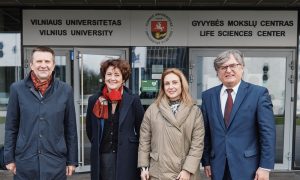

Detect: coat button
[39, 134, 43, 138]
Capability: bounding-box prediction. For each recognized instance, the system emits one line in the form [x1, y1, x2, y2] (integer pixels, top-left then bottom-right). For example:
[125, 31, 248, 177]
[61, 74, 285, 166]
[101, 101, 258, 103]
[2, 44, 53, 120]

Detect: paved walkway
[1, 170, 300, 180]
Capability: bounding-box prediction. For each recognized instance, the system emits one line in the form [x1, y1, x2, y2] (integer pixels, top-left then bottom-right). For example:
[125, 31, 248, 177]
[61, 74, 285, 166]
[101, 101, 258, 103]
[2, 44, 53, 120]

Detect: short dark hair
[100, 59, 131, 82]
[31, 46, 55, 63]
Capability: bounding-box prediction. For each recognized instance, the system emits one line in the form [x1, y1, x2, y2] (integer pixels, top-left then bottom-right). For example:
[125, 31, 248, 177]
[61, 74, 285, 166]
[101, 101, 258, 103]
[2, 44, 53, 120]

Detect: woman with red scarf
[86, 59, 144, 180]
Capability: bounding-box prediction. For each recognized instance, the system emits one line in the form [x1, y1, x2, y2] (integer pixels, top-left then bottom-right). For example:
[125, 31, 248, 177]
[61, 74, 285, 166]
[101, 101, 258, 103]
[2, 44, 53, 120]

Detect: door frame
[189, 48, 296, 170]
[73, 48, 128, 172]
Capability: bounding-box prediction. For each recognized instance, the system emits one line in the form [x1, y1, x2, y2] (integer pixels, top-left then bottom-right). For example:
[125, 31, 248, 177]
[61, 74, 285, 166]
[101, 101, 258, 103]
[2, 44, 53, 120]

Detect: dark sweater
[100, 102, 120, 153]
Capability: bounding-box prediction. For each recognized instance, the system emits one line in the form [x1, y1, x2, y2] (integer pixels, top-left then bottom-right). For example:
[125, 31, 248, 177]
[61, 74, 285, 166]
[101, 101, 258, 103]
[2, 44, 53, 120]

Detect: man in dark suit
[201, 49, 276, 180]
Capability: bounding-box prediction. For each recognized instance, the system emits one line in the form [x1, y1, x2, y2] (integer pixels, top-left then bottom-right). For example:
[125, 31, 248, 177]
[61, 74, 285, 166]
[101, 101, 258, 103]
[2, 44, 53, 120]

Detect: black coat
[86, 87, 144, 180]
[4, 73, 78, 180]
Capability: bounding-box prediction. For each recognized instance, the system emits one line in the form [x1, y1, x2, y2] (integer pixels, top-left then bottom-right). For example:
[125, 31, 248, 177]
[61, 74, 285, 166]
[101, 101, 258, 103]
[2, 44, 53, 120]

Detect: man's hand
[140, 167, 149, 180]
[66, 165, 76, 176]
[254, 168, 270, 180]
[176, 169, 191, 180]
[6, 163, 16, 175]
[204, 166, 212, 178]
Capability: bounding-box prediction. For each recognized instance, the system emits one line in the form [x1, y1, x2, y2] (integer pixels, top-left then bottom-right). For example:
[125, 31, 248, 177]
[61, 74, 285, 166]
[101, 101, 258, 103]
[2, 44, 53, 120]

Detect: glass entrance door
[189, 48, 295, 170]
[73, 48, 128, 171]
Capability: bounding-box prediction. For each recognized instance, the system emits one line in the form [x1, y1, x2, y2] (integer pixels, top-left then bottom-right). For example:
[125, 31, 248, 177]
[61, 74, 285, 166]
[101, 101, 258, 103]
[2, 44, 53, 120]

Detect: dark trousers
[223, 159, 232, 180]
[100, 152, 117, 180]
[0, 146, 6, 170]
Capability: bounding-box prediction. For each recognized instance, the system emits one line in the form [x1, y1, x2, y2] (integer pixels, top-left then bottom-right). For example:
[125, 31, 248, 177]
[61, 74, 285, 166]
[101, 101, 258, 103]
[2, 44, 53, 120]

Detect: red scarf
[92, 85, 123, 119]
[30, 71, 52, 96]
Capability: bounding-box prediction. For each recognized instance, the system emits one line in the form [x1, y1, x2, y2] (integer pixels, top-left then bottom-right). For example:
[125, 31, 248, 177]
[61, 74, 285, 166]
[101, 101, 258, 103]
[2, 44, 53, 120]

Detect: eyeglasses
[219, 63, 241, 72]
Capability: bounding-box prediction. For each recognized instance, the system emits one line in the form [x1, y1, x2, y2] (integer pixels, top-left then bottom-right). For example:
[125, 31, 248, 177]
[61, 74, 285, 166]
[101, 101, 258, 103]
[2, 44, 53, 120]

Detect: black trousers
[0, 146, 6, 170]
[223, 159, 232, 180]
[100, 152, 117, 180]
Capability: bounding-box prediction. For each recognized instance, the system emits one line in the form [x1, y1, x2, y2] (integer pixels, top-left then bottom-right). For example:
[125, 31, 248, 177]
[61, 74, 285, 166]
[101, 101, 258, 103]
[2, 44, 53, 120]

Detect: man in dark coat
[4, 46, 78, 180]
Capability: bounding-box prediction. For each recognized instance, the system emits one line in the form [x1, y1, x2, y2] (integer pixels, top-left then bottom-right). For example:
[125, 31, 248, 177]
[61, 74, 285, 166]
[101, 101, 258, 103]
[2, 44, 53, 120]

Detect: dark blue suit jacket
[201, 80, 276, 180]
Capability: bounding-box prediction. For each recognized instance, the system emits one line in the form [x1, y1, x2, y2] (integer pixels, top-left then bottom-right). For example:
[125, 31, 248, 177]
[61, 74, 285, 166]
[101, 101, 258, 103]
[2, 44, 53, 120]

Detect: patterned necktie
[224, 89, 233, 127]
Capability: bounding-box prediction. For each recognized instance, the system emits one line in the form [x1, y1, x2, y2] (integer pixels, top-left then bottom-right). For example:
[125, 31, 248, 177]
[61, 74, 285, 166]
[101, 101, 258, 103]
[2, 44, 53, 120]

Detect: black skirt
[100, 152, 117, 180]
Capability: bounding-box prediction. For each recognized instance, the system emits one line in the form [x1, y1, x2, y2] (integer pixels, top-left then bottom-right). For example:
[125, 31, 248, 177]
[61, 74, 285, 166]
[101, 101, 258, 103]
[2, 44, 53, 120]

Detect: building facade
[1, 4, 300, 172]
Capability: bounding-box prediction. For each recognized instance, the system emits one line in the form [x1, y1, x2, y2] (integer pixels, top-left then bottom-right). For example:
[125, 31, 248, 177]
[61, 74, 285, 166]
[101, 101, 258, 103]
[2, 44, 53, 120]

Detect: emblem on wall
[145, 13, 173, 44]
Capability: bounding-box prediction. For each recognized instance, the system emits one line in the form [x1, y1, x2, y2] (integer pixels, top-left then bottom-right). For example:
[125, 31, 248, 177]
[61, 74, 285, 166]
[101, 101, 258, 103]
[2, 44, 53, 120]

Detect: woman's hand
[176, 169, 191, 180]
[140, 167, 149, 180]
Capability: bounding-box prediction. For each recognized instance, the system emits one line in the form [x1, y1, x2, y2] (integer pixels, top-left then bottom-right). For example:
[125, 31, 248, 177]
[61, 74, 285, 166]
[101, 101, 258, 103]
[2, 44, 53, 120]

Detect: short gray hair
[214, 49, 245, 71]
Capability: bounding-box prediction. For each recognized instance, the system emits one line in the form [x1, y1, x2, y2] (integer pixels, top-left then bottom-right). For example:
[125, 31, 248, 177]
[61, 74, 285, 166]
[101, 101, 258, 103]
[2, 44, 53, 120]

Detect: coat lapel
[159, 97, 179, 129]
[175, 103, 192, 128]
[119, 89, 134, 126]
[212, 85, 226, 131]
[159, 96, 192, 130]
[227, 81, 248, 128]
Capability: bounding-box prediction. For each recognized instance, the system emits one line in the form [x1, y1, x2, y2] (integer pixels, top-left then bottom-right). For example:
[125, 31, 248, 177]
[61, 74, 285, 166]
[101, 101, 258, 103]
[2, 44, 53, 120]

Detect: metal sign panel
[188, 11, 298, 47]
[23, 10, 130, 46]
[23, 10, 297, 47]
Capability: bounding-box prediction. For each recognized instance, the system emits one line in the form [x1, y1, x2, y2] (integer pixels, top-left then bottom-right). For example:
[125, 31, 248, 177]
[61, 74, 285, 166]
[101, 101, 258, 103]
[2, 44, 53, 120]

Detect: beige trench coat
[138, 97, 205, 180]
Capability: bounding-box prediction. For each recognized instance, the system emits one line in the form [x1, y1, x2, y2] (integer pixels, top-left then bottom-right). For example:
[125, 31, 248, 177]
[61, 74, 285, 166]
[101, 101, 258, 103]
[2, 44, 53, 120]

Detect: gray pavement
[1, 170, 300, 180]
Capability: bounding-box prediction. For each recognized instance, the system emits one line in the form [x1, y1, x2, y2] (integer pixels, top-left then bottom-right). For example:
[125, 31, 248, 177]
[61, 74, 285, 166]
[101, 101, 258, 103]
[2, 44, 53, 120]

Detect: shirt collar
[221, 81, 241, 95]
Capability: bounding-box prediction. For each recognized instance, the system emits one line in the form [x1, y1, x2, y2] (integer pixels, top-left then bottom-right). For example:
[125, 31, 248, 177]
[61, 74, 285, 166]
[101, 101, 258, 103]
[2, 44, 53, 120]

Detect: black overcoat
[86, 86, 144, 180]
[4, 73, 78, 180]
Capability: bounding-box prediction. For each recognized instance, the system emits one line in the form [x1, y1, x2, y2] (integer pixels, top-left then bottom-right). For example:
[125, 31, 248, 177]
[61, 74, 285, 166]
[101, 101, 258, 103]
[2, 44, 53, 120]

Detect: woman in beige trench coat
[138, 68, 205, 180]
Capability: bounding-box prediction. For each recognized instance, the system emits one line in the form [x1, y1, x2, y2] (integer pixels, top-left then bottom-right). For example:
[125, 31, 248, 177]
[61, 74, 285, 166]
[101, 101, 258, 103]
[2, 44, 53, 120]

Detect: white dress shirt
[220, 81, 241, 118]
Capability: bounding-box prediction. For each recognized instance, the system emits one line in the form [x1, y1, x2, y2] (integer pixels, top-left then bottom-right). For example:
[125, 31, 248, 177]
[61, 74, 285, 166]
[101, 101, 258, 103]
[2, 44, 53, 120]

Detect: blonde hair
[155, 68, 194, 106]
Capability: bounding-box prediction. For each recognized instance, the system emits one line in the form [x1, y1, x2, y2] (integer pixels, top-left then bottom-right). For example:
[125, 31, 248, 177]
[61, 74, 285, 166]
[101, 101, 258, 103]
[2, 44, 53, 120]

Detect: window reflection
[131, 46, 188, 110]
[0, 33, 21, 146]
[55, 55, 66, 82]
[295, 55, 300, 169]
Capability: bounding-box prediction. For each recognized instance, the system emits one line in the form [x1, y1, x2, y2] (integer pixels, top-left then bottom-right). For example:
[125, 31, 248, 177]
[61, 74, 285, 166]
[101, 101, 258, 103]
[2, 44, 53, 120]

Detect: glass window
[0, 33, 21, 146]
[0, 7, 22, 146]
[130, 46, 188, 110]
[54, 55, 67, 82]
[295, 52, 300, 169]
